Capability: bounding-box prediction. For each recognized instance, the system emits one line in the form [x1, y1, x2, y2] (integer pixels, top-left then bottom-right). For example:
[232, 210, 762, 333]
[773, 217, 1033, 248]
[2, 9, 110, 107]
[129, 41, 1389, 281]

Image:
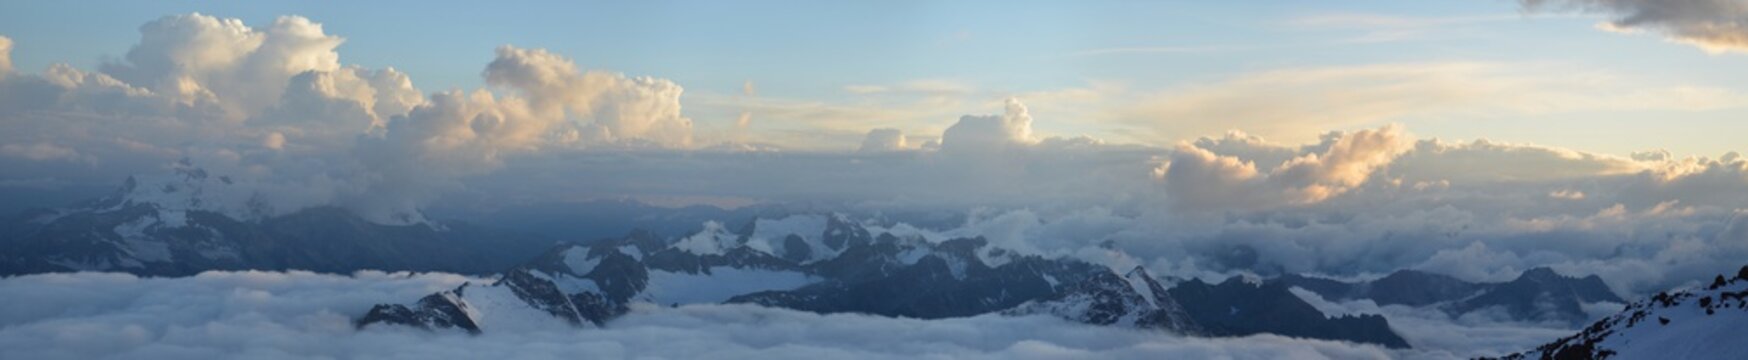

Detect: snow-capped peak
[673, 221, 739, 255]
[1123, 266, 1164, 306]
[88, 160, 440, 228]
[98, 160, 268, 226]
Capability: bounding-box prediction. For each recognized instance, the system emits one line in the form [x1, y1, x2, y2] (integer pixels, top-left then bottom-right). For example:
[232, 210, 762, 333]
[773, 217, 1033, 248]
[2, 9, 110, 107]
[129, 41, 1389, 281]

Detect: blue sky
[2, 0, 1744, 156]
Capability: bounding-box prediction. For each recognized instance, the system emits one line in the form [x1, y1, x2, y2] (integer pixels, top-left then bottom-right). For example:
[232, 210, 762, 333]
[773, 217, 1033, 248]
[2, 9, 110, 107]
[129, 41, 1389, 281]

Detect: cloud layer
[0, 271, 1408, 360]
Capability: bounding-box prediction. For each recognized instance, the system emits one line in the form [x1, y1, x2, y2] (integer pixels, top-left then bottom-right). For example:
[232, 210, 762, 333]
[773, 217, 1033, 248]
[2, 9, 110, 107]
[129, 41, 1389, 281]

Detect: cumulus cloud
[0, 271, 1402, 360]
[1157, 125, 1412, 210]
[1522, 0, 1748, 53]
[0, 13, 708, 223]
[859, 128, 909, 152]
[0, 35, 12, 75]
[484, 46, 693, 147]
[96, 14, 350, 121]
[940, 97, 1036, 154]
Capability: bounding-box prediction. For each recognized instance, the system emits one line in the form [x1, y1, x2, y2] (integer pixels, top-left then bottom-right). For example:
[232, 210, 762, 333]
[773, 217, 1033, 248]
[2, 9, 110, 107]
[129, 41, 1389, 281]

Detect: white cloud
[0, 35, 12, 76]
[1548, 189, 1585, 200]
[859, 128, 909, 152]
[96, 14, 349, 121]
[484, 45, 694, 147]
[0, 142, 89, 164]
[1114, 62, 1748, 144]
[0, 14, 706, 223]
[843, 79, 974, 96]
[843, 84, 889, 94]
[940, 97, 1037, 154]
[0, 271, 1403, 360]
[1157, 125, 1411, 211]
[1286, 13, 1526, 44]
[1389, 139, 1646, 184]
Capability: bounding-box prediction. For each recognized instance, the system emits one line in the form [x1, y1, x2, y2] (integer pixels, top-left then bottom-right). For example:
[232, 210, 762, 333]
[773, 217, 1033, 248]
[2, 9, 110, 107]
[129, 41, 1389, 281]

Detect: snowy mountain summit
[99, 159, 272, 226]
[1489, 265, 1748, 360]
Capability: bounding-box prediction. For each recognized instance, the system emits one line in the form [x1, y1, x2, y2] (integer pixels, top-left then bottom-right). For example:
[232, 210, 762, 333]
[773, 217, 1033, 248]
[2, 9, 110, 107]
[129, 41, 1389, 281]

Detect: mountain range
[0, 165, 554, 276]
[7, 171, 1705, 354]
[356, 213, 1414, 347]
[1276, 266, 1624, 326]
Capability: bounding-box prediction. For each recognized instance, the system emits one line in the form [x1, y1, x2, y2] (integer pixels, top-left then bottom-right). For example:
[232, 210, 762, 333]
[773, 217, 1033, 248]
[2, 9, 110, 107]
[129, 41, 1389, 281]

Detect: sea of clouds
[0, 270, 1595, 360]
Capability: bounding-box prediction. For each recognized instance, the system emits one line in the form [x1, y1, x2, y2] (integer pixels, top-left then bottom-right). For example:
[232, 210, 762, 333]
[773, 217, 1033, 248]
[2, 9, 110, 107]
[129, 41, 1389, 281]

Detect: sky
[1, 3, 1746, 358]
[0, 0, 1745, 294]
[2, 0, 1746, 155]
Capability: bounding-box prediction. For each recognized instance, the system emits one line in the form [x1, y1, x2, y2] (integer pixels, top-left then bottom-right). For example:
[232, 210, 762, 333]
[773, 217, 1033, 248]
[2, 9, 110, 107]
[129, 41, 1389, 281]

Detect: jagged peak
[1516, 267, 1563, 280]
[1124, 265, 1153, 280]
[1379, 268, 1440, 280]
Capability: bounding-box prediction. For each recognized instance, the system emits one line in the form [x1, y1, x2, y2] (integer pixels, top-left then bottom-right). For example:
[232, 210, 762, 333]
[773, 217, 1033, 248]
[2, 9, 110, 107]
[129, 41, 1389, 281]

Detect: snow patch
[111, 215, 171, 264]
[616, 245, 643, 261]
[749, 215, 843, 263]
[867, 222, 947, 243]
[896, 246, 933, 265]
[456, 283, 573, 332]
[560, 247, 602, 275]
[936, 254, 970, 280]
[530, 270, 603, 295]
[1123, 271, 1159, 308]
[674, 221, 737, 255]
[1593, 281, 1748, 359]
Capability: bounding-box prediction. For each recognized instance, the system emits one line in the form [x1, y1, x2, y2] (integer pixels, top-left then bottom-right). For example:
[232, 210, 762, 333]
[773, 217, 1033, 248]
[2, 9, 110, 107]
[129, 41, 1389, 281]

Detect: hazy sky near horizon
[3, 0, 1745, 157]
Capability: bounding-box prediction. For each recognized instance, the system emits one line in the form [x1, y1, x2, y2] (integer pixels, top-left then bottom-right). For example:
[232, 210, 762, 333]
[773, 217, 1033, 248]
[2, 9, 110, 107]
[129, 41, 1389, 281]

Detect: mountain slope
[1489, 265, 1748, 360]
[1173, 276, 1410, 348]
[1006, 266, 1203, 334]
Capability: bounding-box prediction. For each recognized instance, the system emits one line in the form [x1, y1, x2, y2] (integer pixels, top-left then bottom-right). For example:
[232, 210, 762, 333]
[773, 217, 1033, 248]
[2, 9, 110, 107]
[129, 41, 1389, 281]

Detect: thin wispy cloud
[1286, 13, 1539, 43]
[1066, 45, 1250, 57]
